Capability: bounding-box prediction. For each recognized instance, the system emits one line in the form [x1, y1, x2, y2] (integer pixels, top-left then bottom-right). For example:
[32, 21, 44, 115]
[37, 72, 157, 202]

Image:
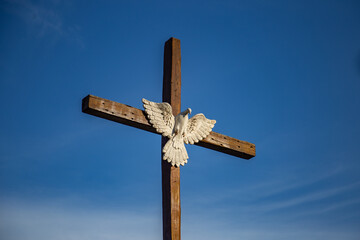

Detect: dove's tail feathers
[163, 135, 189, 167]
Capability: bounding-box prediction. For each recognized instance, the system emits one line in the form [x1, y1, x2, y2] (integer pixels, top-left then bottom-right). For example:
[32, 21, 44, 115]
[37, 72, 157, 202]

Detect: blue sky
[1, 0, 360, 239]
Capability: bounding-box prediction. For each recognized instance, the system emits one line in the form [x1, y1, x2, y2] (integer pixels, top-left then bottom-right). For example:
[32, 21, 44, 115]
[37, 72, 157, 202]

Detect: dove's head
[187, 108, 192, 115]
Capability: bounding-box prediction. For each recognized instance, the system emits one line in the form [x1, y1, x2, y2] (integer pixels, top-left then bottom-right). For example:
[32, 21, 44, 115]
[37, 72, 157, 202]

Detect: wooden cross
[82, 37, 256, 240]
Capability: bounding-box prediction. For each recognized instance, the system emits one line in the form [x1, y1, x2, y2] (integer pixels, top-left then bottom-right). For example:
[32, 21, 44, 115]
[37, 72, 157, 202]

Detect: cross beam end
[82, 95, 256, 159]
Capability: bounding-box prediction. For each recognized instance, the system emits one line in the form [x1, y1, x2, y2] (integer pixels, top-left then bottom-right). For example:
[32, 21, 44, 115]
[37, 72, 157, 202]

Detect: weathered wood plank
[82, 94, 256, 159]
[82, 94, 155, 133]
[162, 37, 181, 240]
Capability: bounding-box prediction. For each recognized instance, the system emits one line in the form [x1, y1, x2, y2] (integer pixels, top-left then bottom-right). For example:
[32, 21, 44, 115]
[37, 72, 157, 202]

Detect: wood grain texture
[162, 37, 181, 240]
[82, 94, 256, 159]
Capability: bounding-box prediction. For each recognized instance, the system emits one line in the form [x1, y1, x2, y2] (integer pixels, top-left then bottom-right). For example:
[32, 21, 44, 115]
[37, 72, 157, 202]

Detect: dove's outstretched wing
[184, 114, 216, 144]
[142, 98, 175, 137]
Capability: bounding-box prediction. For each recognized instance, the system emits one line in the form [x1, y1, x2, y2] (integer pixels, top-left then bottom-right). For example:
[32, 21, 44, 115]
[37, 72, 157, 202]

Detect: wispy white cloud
[187, 164, 346, 207]
[254, 181, 360, 213]
[4, 0, 63, 34]
[182, 167, 360, 229]
[1, 197, 359, 240]
[2, 0, 84, 47]
[0, 198, 161, 240]
[295, 196, 360, 217]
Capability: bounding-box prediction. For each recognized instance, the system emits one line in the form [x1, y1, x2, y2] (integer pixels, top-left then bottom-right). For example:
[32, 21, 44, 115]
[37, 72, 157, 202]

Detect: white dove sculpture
[142, 98, 216, 167]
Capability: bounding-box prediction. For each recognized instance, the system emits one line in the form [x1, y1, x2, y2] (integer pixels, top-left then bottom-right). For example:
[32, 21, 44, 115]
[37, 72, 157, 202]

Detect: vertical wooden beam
[162, 37, 181, 240]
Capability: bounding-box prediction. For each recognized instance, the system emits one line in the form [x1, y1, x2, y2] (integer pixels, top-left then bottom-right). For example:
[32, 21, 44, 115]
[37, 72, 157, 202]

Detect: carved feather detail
[142, 98, 174, 138]
[142, 98, 216, 167]
[184, 114, 216, 145]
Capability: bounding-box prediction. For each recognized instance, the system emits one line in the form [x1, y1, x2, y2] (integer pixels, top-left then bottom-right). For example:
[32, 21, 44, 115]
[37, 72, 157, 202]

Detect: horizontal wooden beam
[82, 95, 256, 159]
